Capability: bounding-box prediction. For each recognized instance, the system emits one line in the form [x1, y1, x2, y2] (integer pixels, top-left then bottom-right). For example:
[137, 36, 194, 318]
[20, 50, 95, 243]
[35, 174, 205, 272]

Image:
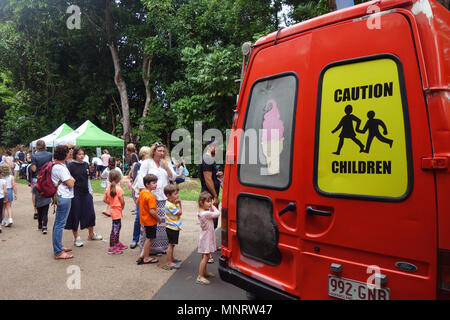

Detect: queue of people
[0, 139, 223, 286]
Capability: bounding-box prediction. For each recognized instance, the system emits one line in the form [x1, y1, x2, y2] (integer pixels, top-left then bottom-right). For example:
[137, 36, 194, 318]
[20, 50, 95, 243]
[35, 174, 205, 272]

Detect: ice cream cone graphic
[261, 99, 284, 175]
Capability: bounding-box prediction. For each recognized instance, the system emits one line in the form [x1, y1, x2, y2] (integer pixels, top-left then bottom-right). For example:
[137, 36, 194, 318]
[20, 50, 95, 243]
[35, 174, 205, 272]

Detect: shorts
[144, 225, 156, 239]
[166, 228, 179, 245]
[7, 188, 13, 202]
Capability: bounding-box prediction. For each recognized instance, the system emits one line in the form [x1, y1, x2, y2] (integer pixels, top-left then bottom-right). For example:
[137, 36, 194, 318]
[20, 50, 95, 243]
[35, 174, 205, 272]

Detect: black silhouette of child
[331, 104, 365, 155]
[358, 110, 393, 153]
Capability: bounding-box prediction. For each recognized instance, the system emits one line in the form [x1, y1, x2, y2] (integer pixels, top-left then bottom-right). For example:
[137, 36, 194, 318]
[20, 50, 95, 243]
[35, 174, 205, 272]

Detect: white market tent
[30, 123, 74, 148]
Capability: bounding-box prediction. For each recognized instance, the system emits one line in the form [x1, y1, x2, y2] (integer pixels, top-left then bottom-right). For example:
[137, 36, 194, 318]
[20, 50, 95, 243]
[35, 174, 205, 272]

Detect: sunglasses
[155, 142, 165, 147]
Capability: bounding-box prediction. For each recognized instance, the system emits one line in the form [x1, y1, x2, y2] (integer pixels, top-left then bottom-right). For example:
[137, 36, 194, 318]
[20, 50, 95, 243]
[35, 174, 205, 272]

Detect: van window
[314, 55, 412, 201]
[238, 73, 298, 190]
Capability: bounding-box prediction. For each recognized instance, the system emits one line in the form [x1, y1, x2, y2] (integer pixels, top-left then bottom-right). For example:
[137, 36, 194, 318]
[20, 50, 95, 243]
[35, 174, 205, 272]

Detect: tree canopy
[0, 0, 368, 163]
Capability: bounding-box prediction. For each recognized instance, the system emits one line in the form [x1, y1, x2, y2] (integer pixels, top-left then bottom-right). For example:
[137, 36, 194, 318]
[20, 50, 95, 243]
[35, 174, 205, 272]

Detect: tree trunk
[108, 41, 131, 144]
[139, 53, 153, 134]
[105, 0, 131, 145]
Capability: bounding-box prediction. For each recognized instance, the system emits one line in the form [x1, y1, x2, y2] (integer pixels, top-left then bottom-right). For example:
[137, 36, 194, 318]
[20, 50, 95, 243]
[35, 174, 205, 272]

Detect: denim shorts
[7, 188, 13, 202]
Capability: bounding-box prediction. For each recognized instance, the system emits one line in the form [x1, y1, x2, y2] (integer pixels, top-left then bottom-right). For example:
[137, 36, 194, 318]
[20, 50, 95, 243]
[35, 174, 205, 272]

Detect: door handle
[279, 202, 296, 216]
[306, 205, 332, 217]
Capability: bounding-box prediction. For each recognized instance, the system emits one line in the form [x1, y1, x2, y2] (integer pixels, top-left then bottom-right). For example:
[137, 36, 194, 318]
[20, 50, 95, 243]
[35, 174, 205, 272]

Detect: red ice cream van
[218, 0, 450, 299]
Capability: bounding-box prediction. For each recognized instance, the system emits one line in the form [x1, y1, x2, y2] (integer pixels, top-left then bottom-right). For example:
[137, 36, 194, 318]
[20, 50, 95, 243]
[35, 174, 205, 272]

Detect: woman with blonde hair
[135, 142, 175, 255]
[129, 146, 151, 249]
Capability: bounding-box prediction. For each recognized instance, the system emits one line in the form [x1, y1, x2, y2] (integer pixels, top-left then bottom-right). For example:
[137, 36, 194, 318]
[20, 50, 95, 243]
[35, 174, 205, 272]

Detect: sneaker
[107, 246, 123, 255]
[5, 218, 13, 227]
[88, 233, 103, 241]
[130, 242, 137, 249]
[74, 236, 84, 247]
[42, 227, 47, 234]
[118, 242, 128, 250]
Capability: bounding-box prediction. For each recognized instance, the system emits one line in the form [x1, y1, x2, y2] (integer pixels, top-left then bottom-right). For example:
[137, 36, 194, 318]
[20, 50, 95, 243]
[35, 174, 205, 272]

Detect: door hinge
[421, 156, 448, 170]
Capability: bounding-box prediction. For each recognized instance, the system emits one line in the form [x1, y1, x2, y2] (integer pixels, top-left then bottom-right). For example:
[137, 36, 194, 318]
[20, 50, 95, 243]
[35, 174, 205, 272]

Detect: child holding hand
[136, 174, 161, 265]
[0, 169, 7, 233]
[196, 191, 220, 285]
[163, 184, 182, 270]
[104, 170, 127, 254]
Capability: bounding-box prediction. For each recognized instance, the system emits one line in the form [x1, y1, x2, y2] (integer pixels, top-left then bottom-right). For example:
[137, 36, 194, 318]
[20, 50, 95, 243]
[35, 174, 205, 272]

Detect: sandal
[205, 272, 215, 278]
[55, 251, 73, 260]
[137, 258, 158, 265]
[163, 264, 181, 270]
[208, 257, 214, 264]
[196, 278, 211, 285]
[63, 247, 72, 252]
[173, 259, 182, 263]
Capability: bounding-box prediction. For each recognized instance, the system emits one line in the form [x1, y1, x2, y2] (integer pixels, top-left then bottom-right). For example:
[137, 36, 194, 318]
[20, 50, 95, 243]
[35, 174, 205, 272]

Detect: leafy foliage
[0, 0, 352, 173]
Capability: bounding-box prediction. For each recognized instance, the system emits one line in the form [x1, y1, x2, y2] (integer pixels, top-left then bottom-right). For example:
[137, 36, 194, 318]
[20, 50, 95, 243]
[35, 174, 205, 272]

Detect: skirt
[139, 200, 169, 254]
[64, 193, 96, 231]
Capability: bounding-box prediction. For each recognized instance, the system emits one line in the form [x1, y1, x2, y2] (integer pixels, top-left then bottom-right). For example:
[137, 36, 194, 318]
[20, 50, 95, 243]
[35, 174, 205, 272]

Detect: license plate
[328, 275, 390, 300]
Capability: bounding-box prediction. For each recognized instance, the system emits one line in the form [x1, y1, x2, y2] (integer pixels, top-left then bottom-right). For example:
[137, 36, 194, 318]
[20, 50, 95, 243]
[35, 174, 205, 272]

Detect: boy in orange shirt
[136, 174, 162, 265]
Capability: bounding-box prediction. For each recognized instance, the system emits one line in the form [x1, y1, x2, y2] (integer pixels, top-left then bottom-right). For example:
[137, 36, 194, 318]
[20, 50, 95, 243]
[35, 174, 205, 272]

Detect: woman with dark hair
[51, 145, 75, 260]
[65, 146, 103, 247]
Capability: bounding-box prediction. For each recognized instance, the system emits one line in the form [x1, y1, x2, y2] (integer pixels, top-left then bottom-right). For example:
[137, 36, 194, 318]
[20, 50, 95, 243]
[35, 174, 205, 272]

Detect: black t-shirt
[30, 150, 53, 178]
[128, 153, 139, 167]
[67, 161, 90, 194]
[198, 154, 220, 196]
[17, 152, 25, 162]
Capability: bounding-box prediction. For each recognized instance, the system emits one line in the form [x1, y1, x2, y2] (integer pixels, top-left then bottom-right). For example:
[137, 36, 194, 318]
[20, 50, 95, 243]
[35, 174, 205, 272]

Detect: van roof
[254, 0, 413, 46]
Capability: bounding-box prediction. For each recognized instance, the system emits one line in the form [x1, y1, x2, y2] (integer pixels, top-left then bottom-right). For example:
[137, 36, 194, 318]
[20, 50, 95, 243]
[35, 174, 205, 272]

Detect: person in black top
[198, 139, 223, 263]
[65, 146, 103, 247]
[126, 143, 139, 173]
[198, 139, 223, 226]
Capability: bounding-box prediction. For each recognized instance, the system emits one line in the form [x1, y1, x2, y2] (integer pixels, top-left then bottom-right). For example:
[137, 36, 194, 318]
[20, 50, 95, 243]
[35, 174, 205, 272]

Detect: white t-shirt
[92, 157, 103, 166]
[51, 163, 74, 198]
[83, 154, 90, 164]
[137, 158, 176, 201]
[4, 175, 12, 189]
[100, 167, 123, 188]
[0, 179, 5, 198]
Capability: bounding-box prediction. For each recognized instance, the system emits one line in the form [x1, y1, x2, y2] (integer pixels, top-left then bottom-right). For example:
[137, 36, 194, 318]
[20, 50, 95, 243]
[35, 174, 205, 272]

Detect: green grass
[17, 177, 206, 202]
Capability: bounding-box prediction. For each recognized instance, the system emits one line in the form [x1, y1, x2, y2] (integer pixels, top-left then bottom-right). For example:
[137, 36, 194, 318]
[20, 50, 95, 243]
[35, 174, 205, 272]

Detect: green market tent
[55, 120, 124, 147]
[31, 123, 74, 148]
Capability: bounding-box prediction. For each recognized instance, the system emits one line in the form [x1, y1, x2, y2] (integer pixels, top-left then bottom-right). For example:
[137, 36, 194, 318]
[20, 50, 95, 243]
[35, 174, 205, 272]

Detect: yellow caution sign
[315, 57, 411, 199]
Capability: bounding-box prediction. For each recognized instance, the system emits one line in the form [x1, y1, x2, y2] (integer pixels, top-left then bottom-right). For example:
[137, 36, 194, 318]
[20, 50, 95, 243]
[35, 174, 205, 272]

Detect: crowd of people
[0, 138, 223, 285]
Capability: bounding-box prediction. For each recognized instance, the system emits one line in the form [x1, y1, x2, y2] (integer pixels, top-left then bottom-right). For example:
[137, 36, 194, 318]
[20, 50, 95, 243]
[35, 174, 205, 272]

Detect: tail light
[438, 249, 450, 299]
[221, 208, 228, 247]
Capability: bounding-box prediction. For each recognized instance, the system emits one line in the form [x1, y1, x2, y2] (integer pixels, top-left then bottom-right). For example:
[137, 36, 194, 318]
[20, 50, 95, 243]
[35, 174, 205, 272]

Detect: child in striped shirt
[163, 184, 182, 270]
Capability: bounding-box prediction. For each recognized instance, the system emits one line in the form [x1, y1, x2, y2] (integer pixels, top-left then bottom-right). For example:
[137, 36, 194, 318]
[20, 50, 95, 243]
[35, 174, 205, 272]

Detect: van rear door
[306, 11, 437, 299]
[228, 10, 437, 299]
